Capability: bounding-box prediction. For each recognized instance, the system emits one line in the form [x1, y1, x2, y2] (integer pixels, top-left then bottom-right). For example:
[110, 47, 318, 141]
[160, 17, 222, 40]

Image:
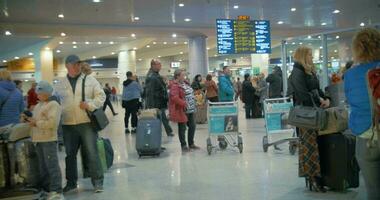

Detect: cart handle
[208, 101, 238, 105]
[264, 97, 292, 102]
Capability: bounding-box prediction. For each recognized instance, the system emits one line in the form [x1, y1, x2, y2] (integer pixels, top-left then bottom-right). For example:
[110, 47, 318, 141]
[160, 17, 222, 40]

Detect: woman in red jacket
[169, 69, 200, 152]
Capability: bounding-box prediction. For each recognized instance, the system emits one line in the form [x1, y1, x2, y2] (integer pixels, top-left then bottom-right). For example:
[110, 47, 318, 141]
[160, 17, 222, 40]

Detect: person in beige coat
[28, 81, 64, 200]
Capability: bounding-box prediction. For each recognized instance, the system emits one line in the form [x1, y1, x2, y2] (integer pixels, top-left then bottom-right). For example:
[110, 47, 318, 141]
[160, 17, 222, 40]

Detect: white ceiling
[0, 0, 379, 62]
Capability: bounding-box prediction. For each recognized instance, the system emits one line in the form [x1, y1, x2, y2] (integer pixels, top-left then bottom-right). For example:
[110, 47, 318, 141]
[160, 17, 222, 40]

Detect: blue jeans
[35, 142, 62, 193]
[63, 123, 103, 187]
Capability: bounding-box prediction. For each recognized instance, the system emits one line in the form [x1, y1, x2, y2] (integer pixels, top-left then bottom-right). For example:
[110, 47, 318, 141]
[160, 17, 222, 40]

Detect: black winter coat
[144, 69, 168, 109]
[242, 80, 256, 104]
[288, 62, 328, 107]
[266, 71, 283, 98]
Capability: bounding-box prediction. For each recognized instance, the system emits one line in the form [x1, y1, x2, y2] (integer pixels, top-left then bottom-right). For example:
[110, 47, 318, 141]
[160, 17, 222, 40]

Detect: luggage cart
[206, 101, 243, 155]
[262, 97, 298, 155]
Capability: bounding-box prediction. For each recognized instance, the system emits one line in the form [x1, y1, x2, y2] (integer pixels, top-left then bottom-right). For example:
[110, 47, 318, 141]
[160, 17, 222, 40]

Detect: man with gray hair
[143, 59, 174, 137]
[55, 55, 106, 193]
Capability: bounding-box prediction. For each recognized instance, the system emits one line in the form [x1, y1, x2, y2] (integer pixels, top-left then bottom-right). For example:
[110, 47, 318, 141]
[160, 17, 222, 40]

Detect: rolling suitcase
[136, 118, 162, 157]
[318, 133, 360, 191]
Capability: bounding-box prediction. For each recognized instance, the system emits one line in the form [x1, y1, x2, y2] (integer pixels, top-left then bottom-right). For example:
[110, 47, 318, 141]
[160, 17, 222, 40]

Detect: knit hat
[36, 81, 53, 95]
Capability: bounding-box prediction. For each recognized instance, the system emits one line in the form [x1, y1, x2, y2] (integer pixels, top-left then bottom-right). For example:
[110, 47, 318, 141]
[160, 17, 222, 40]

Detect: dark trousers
[35, 142, 62, 193]
[178, 113, 196, 147]
[159, 108, 173, 135]
[356, 137, 380, 200]
[103, 98, 116, 114]
[207, 96, 219, 103]
[62, 123, 103, 187]
[245, 101, 254, 119]
[124, 99, 139, 129]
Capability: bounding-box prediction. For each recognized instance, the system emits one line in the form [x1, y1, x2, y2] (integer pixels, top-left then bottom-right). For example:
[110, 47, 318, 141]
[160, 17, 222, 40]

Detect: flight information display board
[216, 19, 271, 54]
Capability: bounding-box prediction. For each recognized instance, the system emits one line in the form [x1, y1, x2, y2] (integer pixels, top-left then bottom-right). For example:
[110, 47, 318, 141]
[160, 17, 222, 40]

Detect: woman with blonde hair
[289, 46, 330, 192]
[80, 62, 92, 75]
[344, 28, 380, 200]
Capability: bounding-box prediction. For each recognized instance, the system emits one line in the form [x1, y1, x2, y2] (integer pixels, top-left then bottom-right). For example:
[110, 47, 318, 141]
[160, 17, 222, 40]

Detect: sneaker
[63, 184, 77, 193]
[131, 128, 137, 134]
[125, 128, 130, 134]
[47, 192, 65, 200]
[181, 146, 190, 152]
[94, 185, 104, 193]
[189, 144, 201, 150]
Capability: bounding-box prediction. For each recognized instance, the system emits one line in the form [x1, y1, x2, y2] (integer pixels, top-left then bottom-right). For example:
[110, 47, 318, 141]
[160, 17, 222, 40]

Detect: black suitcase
[318, 133, 360, 191]
[136, 118, 162, 157]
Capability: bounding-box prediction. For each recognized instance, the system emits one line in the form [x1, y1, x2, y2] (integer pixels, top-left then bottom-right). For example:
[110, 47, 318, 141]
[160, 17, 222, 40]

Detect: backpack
[367, 67, 380, 148]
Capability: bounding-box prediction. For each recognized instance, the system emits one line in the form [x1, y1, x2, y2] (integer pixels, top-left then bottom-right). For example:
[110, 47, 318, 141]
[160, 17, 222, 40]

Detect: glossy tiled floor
[62, 103, 367, 200]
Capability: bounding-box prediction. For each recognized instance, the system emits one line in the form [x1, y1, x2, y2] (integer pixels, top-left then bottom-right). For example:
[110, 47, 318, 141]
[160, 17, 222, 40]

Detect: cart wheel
[262, 136, 268, 153]
[289, 143, 297, 155]
[237, 136, 243, 144]
[238, 143, 243, 153]
[219, 140, 228, 150]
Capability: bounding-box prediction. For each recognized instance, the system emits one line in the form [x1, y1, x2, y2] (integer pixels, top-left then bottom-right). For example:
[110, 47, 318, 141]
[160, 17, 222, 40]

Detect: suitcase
[195, 104, 207, 124]
[81, 137, 114, 178]
[136, 118, 162, 157]
[318, 133, 360, 191]
[14, 139, 40, 188]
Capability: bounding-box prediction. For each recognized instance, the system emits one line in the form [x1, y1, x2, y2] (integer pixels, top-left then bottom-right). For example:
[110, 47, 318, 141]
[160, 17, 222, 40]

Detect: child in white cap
[27, 81, 64, 200]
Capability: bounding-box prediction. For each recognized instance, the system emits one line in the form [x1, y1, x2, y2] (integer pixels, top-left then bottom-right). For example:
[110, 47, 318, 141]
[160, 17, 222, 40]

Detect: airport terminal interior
[0, 0, 380, 199]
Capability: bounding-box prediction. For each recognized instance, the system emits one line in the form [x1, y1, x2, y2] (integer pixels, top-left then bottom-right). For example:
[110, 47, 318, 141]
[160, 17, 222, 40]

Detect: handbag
[82, 75, 109, 131]
[319, 107, 348, 135]
[288, 93, 327, 130]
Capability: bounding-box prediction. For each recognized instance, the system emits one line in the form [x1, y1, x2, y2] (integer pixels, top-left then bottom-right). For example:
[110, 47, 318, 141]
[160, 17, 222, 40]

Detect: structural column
[321, 34, 329, 89]
[118, 50, 136, 92]
[188, 36, 209, 79]
[34, 49, 54, 83]
[281, 40, 287, 97]
[250, 54, 269, 76]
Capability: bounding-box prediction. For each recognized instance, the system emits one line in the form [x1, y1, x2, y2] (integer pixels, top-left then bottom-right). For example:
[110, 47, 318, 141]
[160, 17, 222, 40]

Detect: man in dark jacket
[144, 59, 174, 137]
[266, 66, 283, 98]
[103, 83, 118, 116]
[242, 74, 256, 119]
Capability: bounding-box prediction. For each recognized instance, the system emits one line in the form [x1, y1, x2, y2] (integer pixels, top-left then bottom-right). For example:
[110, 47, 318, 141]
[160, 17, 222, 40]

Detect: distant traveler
[344, 28, 380, 200]
[218, 66, 234, 102]
[266, 66, 283, 98]
[81, 62, 93, 75]
[205, 74, 218, 102]
[257, 73, 268, 116]
[233, 77, 242, 101]
[103, 83, 118, 116]
[55, 55, 106, 193]
[122, 71, 142, 134]
[191, 74, 203, 91]
[144, 59, 174, 137]
[111, 86, 117, 102]
[242, 74, 256, 119]
[14, 80, 23, 94]
[27, 82, 39, 109]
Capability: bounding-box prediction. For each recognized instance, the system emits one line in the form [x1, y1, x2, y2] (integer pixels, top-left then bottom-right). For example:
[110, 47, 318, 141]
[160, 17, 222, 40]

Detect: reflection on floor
[61, 104, 366, 200]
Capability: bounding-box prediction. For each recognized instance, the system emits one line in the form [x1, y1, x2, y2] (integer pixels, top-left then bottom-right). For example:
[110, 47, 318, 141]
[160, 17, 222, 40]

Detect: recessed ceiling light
[307, 35, 312, 39]
[131, 33, 136, 37]
[111, 52, 115, 55]
[184, 42, 188, 44]
[291, 8, 296, 12]
[133, 47, 137, 50]
[134, 17, 140, 20]
[214, 54, 218, 57]
[153, 42, 157, 44]
[158, 56, 161, 58]
[292, 42, 296, 45]
[93, 0, 101, 3]
[85, 41, 89, 44]
[5, 30, 11, 36]
[138, 58, 142, 61]
[109, 41, 114, 44]
[59, 41, 64, 44]
[146, 45, 150, 48]
[332, 10, 340, 14]
[180, 52, 183, 54]
[73, 45, 77, 49]
[14, 56, 19, 59]
[174, 42, 177, 44]
[97, 41, 102, 44]
[336, 35, 340, 39]
[334, 50, 338, 53]
[331, 56, 335, 59]
[92, 56, 96, 59]
[360, 22, 365, 27]
[72, 41, 77, 44]
[277, 21, 284, 25]
[60, 32, 66, 37]
[321, 22, 327, 26]
[172, 33, 177, 38]
[320, 46, 323, 49]
[56, 50, 61, 53]
[58, 14, 64, 18]
[2, 60, 7, 63]
[299, 42, 303, 45]
[28, 52, 33, 56]
[179, 59, 182, 62]
[289, 50, 293, 53]
[318, 36, 321, 39]
[163, 42, 167, 45]
[45, 47, 50, 50]
[178, 3, 184, 7]
[184, 18, 191, 22]
[233, 5, 239, 9]
[207, 47, 210, 50]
